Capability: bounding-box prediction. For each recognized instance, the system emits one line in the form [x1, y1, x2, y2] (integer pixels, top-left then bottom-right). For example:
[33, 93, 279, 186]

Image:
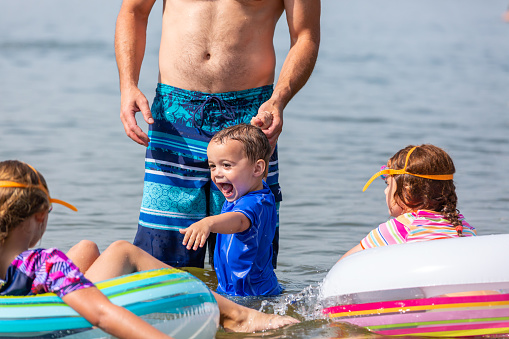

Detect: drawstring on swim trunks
[193, 95, 236, 129]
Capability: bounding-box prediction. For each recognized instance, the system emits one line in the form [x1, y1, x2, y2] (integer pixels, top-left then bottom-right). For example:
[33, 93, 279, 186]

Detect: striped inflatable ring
[321, 234, 509, 337]
[0, 268, 219, 338]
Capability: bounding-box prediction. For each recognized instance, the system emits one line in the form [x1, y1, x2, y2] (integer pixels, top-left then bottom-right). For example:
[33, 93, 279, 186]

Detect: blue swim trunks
[133, 83, 281, 268]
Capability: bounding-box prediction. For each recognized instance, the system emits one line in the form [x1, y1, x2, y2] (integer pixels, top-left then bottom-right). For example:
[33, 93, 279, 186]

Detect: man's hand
[179, 219, 211, 251]
[120, 86, 154, 146]
[251, 100, 283, 149]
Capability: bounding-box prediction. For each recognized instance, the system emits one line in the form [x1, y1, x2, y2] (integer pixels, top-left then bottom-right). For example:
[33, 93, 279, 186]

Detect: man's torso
[159, 0, 285, 92]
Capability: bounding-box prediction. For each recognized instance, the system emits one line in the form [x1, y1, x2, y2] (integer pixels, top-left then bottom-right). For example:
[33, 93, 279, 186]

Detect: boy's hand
[179, 220, 211, 251]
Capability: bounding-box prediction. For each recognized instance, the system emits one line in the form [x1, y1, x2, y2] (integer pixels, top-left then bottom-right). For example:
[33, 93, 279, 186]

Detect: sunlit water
[1, 0, 509, 338]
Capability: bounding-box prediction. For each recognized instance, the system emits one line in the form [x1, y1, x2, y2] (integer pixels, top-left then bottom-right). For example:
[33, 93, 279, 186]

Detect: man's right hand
[120, 86, 154, 146]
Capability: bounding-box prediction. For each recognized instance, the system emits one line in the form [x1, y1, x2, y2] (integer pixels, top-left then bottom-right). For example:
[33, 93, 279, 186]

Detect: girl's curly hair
[388, 144, 463, 236]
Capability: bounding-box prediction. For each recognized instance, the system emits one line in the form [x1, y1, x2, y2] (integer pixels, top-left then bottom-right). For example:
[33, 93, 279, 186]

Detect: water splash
[260, 282, 329, 321]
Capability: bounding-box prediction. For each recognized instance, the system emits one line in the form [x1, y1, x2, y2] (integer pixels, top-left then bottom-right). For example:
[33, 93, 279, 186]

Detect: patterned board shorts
[133, 83, 281, 268]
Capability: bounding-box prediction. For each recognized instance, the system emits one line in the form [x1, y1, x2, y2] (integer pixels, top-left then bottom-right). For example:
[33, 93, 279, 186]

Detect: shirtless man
[115, 0, 320, 268]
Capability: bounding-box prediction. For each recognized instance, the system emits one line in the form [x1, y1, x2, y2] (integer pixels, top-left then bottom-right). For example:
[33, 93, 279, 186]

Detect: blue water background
[1, 1, 509, 337]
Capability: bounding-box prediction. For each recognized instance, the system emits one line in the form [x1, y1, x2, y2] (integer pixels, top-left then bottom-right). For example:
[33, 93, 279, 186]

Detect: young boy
[180, 124, 282, 296]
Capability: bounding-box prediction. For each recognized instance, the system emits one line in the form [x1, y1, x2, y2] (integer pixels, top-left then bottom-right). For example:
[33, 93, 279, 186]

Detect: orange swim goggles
[0, 164, 77, 212]
[362, 147, 454, 192]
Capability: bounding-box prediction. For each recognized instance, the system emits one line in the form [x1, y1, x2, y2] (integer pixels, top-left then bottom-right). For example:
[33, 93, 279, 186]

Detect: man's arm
[115, 0, 157, 146]
[252, 0, 321, 147]
[179, 212, 251, 251]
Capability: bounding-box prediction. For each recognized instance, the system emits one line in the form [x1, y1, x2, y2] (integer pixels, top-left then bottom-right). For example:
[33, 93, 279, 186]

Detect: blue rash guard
[213, 181, 282, 296]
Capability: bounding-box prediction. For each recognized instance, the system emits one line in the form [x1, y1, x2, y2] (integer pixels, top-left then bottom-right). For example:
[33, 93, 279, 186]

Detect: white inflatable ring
[321, 235, 509, 337]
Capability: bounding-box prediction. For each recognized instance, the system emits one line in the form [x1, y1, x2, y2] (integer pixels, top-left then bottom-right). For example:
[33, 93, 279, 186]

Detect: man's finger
[250, 116, 263, 127]
[121, 109, 150, 146]
[126, 125, 149, 146]
[139, 99, 154, 124]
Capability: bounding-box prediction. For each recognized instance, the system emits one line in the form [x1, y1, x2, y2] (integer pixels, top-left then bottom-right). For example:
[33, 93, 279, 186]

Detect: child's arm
[338, 243, 363, 262]
[62, 286, 173, 339]
[179, 212, 250, 250]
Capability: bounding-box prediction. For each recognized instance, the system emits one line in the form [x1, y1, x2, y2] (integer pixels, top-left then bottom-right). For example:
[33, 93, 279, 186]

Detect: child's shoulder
[14, 248, 68, 265]
[235, 184, 275, 207]
[400, 210, 443, 222]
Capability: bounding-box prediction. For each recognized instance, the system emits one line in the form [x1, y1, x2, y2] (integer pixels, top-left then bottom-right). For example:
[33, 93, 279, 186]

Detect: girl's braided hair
[0, 160, 50, 243]
[388, 145, 463, 236]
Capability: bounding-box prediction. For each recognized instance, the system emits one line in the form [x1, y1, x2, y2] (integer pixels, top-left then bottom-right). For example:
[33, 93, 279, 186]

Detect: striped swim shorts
[133, 83, 281, 268]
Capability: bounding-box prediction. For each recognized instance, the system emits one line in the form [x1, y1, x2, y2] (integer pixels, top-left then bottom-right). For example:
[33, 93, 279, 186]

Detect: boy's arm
[179, 212, 251, 251]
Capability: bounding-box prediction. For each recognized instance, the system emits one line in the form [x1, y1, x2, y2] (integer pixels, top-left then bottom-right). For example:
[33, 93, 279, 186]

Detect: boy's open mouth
[217, 183, 234, 197]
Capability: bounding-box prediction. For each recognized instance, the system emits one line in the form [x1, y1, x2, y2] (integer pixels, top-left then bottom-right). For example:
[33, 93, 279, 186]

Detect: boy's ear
[253, 159, 266, 177]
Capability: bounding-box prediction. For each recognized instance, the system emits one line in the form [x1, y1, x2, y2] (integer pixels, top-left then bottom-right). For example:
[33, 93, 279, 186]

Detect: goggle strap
[0, 181, 28, 188]
[0, 177, 77, 212]
[363, 146, 454, 191]
[50, 198, 78, 212]
[403, 147, 416, 171]
[410, 173, 454, 180]
[362, 169, 394, 192]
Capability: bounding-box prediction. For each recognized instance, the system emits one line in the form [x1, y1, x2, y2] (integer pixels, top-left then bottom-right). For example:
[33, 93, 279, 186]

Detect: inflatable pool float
[0, 268, 219, 338]
[321, 234, 509, 337]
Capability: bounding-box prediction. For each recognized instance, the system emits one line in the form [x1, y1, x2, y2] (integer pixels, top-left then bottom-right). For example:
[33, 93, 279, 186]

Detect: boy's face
[207, 139, 265, 202]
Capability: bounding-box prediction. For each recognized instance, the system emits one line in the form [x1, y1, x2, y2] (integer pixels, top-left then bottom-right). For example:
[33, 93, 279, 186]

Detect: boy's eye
[223, 163, 231, 168]
[208, 164, 215, 169]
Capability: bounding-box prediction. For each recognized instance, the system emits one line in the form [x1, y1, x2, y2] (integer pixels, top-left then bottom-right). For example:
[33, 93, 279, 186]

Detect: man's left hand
[251, 101, 283, 149]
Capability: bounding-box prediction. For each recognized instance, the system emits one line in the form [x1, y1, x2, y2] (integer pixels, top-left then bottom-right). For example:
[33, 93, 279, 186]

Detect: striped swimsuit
[133, 83, 281, 268]
[361, 210, 476, 249]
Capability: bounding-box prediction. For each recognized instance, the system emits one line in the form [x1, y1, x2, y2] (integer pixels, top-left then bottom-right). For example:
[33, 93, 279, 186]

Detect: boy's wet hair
[0, 160, 50, 242]
[388, 144, 463, 235]
[211, 123, 272, 170]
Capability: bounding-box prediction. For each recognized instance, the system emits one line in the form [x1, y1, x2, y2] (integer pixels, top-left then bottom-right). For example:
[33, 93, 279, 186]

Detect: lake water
[1, 0, 509, 338]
